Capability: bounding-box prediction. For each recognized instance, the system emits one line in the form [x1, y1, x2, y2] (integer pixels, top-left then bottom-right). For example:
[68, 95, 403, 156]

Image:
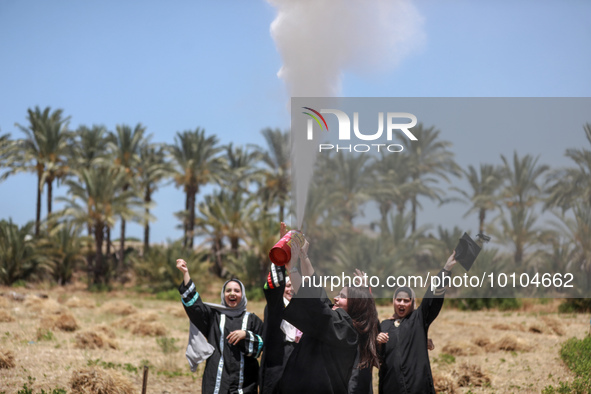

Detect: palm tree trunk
[479, 208, 486, 234]
[230, 236, 239, 257]
[188, 188, 197, 249]
[47, 179, 53, 215]
[183, 191, 190, 248]
[106, 226, 111, 257]
[94, 223, 104, 285]
[144, 186, 151, 253]
[35, 167, 42, 237]
[411, 197, 417, 233]
[119, 218, 126, 270]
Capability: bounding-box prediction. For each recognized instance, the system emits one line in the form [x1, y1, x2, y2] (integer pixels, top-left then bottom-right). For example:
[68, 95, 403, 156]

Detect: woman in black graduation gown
[377, 252, 457, 394]
[276, 235, 380, 394]
[259, 263, 299, 394]
[176, 258, 264, 394]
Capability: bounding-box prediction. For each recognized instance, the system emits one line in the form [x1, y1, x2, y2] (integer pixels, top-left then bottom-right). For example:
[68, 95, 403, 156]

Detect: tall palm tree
[451, 164, 504, 234]
[501, 151, 549, 209]
[545, 123, 591, 211]
[169, 128, 225, 248]
[71, 125, 110, 169]
[58, 167, 143, 285]
[402, 123, 460, 232]
[252, 128, 291, 222]
[107, 123, 146, 268]
[222, 143, 262, 196]
[497, 152, 549, 266]
[369, 151, 425, 234]
[137, 142, 172, 252]
[15, 106, 71, 236]
[323, 153, 372, 224]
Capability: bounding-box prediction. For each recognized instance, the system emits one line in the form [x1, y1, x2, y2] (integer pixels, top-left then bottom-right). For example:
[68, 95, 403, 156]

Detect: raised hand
[176, 259, 188, 273]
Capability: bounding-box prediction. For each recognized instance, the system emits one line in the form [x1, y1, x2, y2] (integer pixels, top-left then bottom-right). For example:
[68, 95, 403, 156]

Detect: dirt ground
[0, 285, 588, 393]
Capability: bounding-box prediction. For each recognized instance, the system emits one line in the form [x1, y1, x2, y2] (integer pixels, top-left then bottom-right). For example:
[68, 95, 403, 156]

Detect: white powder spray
[267, 0, 425, 227]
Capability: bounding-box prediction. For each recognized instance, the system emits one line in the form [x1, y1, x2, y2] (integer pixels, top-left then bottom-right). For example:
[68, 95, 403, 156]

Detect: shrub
[558, 299, 591, 313]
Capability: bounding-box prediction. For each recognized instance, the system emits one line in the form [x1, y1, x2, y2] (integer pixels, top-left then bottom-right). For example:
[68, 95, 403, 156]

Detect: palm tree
[58, 167, 143, 285]
[71, 125, 110, 169]
[369, 151, 425, 234]
[402, 123, 461, 232]
[501, 152, 549, 209]
[0, 219, 48, 285]
[169, 128, 225, 248]
[545, 123, 591, 211]
[137, 142, 172, 252]
[222, 143, 262, 196]
[252, 128, 291, 222]
[107, 123, 146, 268]
[43, 221, 87, 285]
[15, 106, 71, 236]
[323, 153, 372, 224]
[0, 131, 20, 183]
[497, 152, 549, 266]
[451, 164, 504, 234]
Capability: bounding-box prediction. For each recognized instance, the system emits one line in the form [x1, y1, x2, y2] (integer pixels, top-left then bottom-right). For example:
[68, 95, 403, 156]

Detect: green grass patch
[543, 335, 591, 393]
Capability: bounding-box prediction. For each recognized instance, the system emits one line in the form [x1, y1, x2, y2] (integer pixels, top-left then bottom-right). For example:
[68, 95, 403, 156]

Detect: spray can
[269, 230, 305, 266]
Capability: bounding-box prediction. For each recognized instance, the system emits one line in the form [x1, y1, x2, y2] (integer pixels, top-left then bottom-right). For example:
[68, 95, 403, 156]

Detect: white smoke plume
[267, 0, 425, 229]
[268, 0, 425, 97]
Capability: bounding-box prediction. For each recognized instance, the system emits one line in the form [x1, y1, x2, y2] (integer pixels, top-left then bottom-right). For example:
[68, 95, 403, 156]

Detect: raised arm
[420, 252, 457, 327]
[176, 258, 212, 333]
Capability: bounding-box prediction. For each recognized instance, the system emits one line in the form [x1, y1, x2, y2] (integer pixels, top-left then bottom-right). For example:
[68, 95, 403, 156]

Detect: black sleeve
[237, 313, 264, 358]
[420, 269, 450, 328]
[178, 279, 212, 334]
[284, 273, 357, 348]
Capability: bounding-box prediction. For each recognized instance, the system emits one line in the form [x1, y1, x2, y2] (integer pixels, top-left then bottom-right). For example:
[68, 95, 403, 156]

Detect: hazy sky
[1, 0, 590, 243]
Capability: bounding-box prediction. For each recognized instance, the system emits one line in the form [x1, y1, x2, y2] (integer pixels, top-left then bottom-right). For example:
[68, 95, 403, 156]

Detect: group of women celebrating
[176, 223, 458, 394]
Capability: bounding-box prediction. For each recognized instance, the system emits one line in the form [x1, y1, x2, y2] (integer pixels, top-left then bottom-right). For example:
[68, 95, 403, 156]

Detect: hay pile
[472, 336, 491, 348]
[455, 363, 491, 387]
[0, 348, 15, 369]
[112, 312, 166, 336]
[540, 315, 565, 336]
[482, 334, 530, 352]
[70, 367, 134, 394]
[0, 309, 15, 322]
[433, 372, 456, 393]
[65, 296, 96, 309]
[75, 330, 118, 350]
[528, 321, 549, 334]
[40, 310, 79, 332]
[167, 305, 186, 318]
[95, 324, 117, 338]
[441, 341, 483, 356]
[491, 322, 525, 332]
[0, 296, 9, 308]
[25, 297, 66, 314]
[100, 301, 137, 316]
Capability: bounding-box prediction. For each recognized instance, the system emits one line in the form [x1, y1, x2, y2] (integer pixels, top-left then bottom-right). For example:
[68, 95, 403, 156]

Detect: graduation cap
[454, 232, 491, 271]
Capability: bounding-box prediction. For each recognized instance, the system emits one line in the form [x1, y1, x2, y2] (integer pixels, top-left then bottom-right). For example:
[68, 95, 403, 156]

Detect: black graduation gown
[179, 280, 264, 394]
[260, 264, 297, 394]
[378, 269, 449, 394]
[277, 273, 359, 394]
[348, 352, 373, 394]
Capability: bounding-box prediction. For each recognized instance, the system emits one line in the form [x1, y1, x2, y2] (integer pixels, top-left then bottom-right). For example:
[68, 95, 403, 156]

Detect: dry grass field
[0, 282, 588, 393]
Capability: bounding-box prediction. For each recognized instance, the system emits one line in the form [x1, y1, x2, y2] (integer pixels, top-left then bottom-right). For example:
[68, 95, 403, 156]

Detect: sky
[0, 0, 590, 244]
